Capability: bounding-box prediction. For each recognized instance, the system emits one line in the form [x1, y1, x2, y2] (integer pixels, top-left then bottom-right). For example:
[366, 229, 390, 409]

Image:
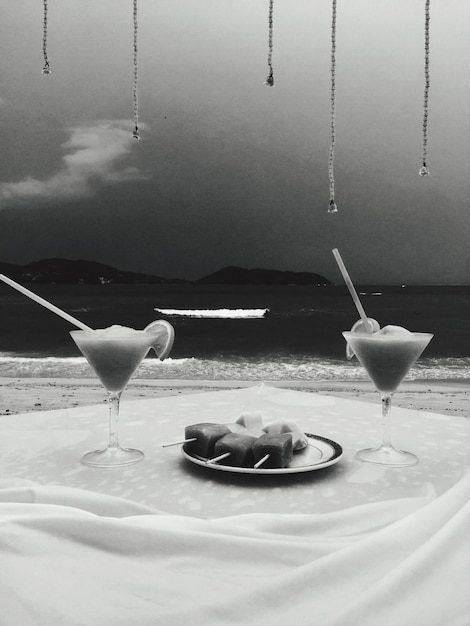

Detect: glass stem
[381, 393, 393, 449]
[107, 392, 122, 449]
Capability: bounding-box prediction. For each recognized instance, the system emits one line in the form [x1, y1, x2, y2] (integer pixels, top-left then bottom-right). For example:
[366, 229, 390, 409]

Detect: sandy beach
[0, 377, 468, 418]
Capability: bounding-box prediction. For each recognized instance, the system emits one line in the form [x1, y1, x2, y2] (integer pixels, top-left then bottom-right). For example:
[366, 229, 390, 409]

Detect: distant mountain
[0, 261, 23, 275]
[0, 258, 187, 285]
[0, 259, 331, 286]
[197, 266, 331, 286]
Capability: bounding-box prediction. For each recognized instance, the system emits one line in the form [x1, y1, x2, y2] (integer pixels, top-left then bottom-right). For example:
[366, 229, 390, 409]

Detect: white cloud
[0, 121, 147, 206]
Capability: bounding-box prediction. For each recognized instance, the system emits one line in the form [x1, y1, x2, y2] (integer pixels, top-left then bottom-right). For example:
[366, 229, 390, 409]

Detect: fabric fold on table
[1, 470, 469, 626]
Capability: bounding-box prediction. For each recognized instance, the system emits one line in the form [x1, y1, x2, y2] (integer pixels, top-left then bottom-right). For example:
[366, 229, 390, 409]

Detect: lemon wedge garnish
[346, 318, 380, 360]
[144, 320, 175, 360]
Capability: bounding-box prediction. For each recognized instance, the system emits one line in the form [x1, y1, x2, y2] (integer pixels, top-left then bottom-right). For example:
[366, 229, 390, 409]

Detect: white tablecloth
[1, 385, 469, 625]
[1, 384, 468, 515]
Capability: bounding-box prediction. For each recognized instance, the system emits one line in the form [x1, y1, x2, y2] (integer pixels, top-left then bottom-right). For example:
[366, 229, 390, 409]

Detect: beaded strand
[328, 0, 338, 213]
[264, 0, 274, 87]
[419, 0, 431, 176]
[42, 0, 51, 75]
[132, 0, 140, 139]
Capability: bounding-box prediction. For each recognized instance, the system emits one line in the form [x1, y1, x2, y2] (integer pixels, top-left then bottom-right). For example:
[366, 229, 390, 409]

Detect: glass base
[81, 446, 144, 468]
[355, 445, 418, 467]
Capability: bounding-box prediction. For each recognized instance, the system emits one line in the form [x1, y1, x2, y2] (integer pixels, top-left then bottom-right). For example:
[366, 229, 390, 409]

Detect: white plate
[181, 433, 343, 475]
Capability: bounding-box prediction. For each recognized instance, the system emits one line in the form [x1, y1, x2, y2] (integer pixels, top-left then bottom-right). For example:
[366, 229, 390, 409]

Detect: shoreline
[0, 377, 468, 418]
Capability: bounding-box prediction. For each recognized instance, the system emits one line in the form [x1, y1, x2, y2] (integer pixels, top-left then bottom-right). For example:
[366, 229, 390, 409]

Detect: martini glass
[343, 329, 433, 467]
[70, 321, 174, 467]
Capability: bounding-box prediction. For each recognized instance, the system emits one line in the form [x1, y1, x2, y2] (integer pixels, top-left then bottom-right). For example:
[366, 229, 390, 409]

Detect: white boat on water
[154, 308, 269, 319]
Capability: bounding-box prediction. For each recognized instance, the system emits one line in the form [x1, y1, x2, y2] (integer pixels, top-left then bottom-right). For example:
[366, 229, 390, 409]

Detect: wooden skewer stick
[206, 452, 231, 464]
[254, 454, 270, 469]
[162, 438, 197, 448]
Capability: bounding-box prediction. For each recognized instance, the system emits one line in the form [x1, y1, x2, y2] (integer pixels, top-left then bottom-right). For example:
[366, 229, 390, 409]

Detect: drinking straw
[0, 274, 93, 331]
[331, 248, 373, 332]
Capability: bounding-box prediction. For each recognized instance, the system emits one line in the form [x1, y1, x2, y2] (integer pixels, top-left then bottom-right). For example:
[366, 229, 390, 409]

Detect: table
[1, 384, 469, 516]
[1, 385, 469, 625]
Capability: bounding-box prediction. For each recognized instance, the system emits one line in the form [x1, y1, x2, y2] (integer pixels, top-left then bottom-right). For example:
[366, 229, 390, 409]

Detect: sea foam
[0, 355, 468, 382]
[154, 308, 269, 319]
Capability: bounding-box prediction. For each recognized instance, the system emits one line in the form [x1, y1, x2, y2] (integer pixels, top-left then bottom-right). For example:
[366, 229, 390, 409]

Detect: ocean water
[0, 283, 469, 382]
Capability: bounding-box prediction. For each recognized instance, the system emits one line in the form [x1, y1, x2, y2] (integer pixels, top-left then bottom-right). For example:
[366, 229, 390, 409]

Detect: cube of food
[263, 419, 290, 436]
[235, 411, 264, 430]
[226, 422, 249, 435]
[263, 419, 308, 451]
[213, 433, 258, 467]
[226, 422, 264, 438]
[280, 420, 308, 451]
[184, 423, 231, 458]
[252, 433, 293, 469]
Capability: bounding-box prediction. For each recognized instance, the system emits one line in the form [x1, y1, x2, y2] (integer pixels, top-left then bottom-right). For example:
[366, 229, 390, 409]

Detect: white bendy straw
[0, 274, 93, 331]
[332, 249, 373, 332]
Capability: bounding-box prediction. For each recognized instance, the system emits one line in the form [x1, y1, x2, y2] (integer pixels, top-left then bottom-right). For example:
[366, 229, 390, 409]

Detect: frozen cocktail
[343, 325, 433, 466]
[0, 273, 175, 468]
[71, 321, 174, 467]
[343, 326, 433, 394]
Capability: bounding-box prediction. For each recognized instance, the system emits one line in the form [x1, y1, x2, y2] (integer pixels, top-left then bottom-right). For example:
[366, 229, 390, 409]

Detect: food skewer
[206, 452, 231, 464]
[253, 454, 270, 469]
[161, 438, 197, 448]
[164, 418, 309, 469]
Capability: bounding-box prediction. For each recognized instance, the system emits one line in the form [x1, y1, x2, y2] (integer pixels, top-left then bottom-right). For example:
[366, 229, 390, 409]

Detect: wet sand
[0, 377, 468, 418]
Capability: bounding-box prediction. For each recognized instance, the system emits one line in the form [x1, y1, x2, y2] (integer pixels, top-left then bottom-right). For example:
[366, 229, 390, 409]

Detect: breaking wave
[154, 308, 269, 318]
[0, 355, 468, 382]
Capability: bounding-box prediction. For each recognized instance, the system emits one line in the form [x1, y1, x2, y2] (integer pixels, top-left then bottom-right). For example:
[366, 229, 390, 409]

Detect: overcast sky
[0, 0, 469, 284]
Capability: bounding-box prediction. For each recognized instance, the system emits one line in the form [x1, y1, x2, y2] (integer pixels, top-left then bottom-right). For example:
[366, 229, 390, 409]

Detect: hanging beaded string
[264, 0, 274, 87]
[419, 0, 430, 176]
[327, 0, 338, 213]
[42, 0, 51, 75]
[132, 0, 140, 139]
